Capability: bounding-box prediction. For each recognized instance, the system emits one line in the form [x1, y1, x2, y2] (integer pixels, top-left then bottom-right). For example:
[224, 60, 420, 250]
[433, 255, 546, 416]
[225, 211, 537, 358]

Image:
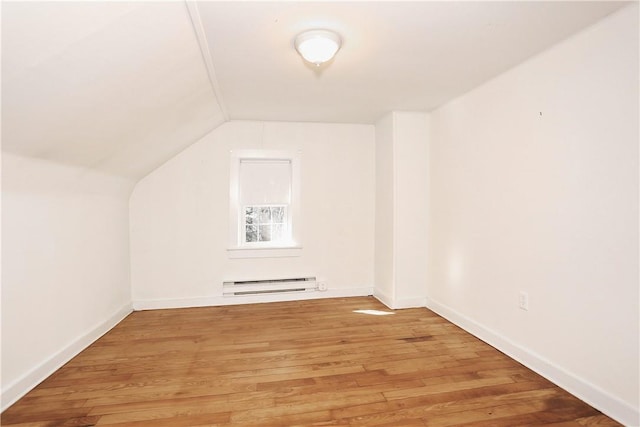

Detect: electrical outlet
[318, 282, 328, 291]
[518, 291, 529, 311]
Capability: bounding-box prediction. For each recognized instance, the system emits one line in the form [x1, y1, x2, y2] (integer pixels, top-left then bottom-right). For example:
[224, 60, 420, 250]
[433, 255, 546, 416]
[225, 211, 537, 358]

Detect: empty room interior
[1, 1, 639, 426]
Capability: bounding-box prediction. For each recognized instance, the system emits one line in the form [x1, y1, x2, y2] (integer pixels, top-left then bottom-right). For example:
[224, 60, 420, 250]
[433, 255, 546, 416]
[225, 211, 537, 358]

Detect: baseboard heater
[223, 277, 318, 296]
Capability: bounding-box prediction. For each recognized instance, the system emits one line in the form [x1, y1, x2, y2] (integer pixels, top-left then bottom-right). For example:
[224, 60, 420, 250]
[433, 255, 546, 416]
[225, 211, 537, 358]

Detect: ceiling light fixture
[294, 29, 341, 66]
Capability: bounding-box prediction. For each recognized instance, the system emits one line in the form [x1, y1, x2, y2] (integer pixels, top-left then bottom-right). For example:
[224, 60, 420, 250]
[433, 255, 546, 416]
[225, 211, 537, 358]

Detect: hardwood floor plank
[229, 392, 386, 423]
[1, 297, 621, 426]
[576, 415, 624, 426]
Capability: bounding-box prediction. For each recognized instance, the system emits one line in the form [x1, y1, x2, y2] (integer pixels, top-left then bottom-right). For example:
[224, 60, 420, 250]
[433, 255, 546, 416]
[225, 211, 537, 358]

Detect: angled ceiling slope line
[186, 1, 229, 122]
[2, 1, 226, 181]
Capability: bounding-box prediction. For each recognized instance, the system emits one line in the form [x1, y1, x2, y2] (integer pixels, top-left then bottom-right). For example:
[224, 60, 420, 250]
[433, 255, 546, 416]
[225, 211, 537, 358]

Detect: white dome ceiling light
[294, 29, 341, 66]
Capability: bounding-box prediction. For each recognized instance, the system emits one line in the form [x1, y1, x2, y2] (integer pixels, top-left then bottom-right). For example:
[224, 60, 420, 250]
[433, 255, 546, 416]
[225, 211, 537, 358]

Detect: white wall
[130, 120, 375, 308]
[374, 114, 395, 304]
[374, 112, 429, 309]
[394, 113, 430, 308]
[1, 153, 134, 410]
[427, 4, 639, 425]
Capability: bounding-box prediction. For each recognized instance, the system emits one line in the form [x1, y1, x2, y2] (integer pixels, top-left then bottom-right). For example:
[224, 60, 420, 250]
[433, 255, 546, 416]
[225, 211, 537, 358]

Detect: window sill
[227, 246, 302, 259]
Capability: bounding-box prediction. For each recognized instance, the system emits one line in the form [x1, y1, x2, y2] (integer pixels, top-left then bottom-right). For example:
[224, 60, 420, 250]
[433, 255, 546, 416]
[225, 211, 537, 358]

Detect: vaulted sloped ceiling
[1, 1, 629, 180]
[196, 1, 628, 124]
[2, 1, 225, 180]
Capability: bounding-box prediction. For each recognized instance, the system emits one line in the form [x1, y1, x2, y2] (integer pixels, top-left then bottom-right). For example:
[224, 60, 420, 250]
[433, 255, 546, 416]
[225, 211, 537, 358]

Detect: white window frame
[228, 150, 301, 258]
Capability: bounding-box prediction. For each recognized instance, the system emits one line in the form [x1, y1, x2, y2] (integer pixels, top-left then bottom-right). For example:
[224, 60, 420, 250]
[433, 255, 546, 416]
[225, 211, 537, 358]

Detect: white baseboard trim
[373, 288, 426, 310]
[373, 288, 394, 309]
[426, 297, 639, 426]
[1, 303, 133, 412]
[392, 296, 428, 309]
[133, 286, 374, 310]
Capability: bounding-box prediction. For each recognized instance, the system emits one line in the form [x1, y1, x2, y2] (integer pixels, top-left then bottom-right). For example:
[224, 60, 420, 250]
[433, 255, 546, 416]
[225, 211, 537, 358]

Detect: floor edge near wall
[425, 297, 639, 426]
[132, 286, 375, 310]
[1, 303, 133, 413]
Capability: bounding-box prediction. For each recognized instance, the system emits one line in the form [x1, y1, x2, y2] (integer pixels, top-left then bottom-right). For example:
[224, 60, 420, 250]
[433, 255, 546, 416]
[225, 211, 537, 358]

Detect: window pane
[245, 207, 256, 225]
[272, 206, 285, 223]
[242, 205, 289, 245]
[259, 207, 271, 223]
[245, 225, 257, 242]
[272, 224, 285, 241]
[258, 224, 271, 242]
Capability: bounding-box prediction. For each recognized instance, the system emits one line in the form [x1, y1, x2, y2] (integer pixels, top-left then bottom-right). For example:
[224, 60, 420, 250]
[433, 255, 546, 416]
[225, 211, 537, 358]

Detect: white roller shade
[239, 159, 291, 205]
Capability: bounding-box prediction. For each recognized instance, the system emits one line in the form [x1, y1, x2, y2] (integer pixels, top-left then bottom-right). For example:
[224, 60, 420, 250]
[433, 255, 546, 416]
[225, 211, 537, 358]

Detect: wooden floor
[3, 297, 620, 426]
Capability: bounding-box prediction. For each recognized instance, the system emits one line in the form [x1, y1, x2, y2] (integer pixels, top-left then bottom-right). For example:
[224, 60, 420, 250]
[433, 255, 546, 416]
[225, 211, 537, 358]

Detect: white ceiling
[2, 2, 225, 180]
[197, 1, 628, 124]
[1, 1, 629, 180]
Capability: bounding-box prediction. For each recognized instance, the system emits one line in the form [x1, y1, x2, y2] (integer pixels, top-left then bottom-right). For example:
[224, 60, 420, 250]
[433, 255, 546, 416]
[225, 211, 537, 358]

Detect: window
[228, 150, 301, 258]
[243, 205, 287, 244]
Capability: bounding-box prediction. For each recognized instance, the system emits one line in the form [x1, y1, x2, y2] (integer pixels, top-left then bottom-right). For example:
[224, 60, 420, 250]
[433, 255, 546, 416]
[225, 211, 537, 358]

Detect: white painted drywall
[374, 113, 395, 305]
[427, 4, 639, 424]
[1, 153, 134, 409]
[374, 112, 429, 309]
[393, 113, 429, 308]
[129, 121, 375, 307]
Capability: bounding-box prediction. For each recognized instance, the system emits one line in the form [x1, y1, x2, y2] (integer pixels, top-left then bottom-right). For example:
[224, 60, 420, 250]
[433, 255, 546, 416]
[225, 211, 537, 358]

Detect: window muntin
[243, 205, 288, 244]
